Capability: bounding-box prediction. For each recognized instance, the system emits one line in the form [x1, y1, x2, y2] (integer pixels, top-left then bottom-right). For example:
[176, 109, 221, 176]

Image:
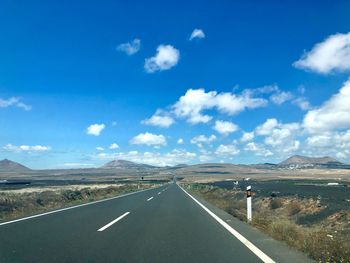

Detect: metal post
[246, 185, 252, 222]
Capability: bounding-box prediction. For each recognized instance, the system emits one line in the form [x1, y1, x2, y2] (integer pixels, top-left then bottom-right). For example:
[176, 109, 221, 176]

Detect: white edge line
[97, 212, 130, 232]
[178, 184, 276, 263]
[147, 197, 153, 201]
[0, 186, 161, 227]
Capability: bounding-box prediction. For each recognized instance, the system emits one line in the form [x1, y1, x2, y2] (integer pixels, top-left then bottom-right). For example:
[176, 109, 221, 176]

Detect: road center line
[178, 184, 276, 263]
[97, 212, 130, 232]
[147, 197, 153, 201]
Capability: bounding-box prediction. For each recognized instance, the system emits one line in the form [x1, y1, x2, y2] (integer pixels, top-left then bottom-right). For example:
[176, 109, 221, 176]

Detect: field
[0, 179, 164, 222]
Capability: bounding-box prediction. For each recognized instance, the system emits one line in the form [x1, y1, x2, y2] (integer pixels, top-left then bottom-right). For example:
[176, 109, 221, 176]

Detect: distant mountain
[101, 160, 156, 169]
[0, 159, 31, 172]
[278, 155, 344, 168]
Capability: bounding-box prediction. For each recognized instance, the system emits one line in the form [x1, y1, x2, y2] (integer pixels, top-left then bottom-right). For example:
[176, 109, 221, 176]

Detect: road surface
[0, 183, 312, 262]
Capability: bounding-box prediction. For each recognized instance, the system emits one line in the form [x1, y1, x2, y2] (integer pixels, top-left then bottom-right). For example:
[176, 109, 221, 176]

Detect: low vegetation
[0, 183, 155, 221]
[185, 183, 350, 263]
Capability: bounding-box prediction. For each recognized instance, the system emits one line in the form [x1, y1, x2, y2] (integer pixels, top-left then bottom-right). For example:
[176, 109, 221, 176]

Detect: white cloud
[293, 32, 350, 74]
[244, 142, 273, 157]
[240, 132, 254, 142]
[142, 110, 174, 128]
[189, 29, 205, 41]
[144, 45, 180, 73]
[96, 146, 104, 151]
[0, 97, 31, 111]
[117, 38, 141, 55]
[86, 124, 105, 136]
[109, 143, 119, 150]
[173, 88, 267, 124]
[292, 97, 311, 110]
[255, 119, 301, 155]
[215, 144, 240, 156]
[305, 130, 350, 159]
[270, 91, 293, 105]
[190, 135, 216, 146]
[130, 132, 166, 146]
[177, 138, 184, 144]
[213, 120, 238, 135]
[95, 149, 196, 167]
[3, 144, 51, 152]
[251, 84, 280, 94]
[263, 122, 300, 147]
[303, 78, 350, 133]
[255, 118, 279, 136]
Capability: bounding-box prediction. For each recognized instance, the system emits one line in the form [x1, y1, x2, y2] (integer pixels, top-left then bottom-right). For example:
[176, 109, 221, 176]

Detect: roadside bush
[286, 201, 301, 216]
[268, 220, 303, 248]
[269, 198, 283, 209]
[304, 230, 350, 262]
[252, 212, 272, 231]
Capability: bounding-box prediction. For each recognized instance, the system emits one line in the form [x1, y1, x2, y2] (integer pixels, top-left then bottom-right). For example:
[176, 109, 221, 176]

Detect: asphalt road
[0, 183, 312, 263]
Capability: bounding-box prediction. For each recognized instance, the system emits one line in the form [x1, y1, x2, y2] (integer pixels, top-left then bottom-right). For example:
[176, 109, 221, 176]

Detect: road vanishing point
[0, 182, 312, 263]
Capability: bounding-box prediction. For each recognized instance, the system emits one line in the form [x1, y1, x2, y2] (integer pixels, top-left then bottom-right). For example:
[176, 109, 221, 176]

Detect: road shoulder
[182, 185, 314, 263]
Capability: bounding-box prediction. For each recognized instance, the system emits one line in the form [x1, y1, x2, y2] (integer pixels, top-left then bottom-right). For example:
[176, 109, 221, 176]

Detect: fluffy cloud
[109, 143, 119, 150]
[305, 130, 350, 159]
[215, 144, 240, 156]
[244, 142, 273, 157]
[95, 149, 196, 167]
[190, 135, 216, 146]
[246, 84, 300, 107]
[117, 39, 141, 55]
[264, 123, 300, 147]
[142, 110, 174, 128]
[96, 147, 104, 151]
[86, 124, 105, 136]
[270, 91, 293, 105]
[3, 144, 51, 152]
[255, 118, 301, 155]
[240, 132, 254, 142]
[189, 29, 205, 40]
[303, 79, 350, 133]
[0, 97, 31, 111]
[255, 118, 279, 136]
[302, 132, 349, 160]
[177, 138, 184, 144]
[144, 45, 180, 73]
[293, 32, 350, 74]
[292, 97, 311, 110]
[130, 132, 166, 146]
[213, 120, 238, 135]
[173, 89, 267, 124]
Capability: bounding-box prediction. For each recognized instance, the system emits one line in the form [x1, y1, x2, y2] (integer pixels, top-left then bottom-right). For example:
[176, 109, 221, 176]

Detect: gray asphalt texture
[0, 183, 312, 262]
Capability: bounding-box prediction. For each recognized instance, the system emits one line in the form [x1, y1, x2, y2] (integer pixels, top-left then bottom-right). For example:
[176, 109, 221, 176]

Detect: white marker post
[246, 185, 252, 222]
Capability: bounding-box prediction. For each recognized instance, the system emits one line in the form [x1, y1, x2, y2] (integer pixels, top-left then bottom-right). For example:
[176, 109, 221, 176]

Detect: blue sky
[1, 0, 350, 168]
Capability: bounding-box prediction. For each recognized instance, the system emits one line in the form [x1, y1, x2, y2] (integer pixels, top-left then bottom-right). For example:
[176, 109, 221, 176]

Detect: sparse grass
[0, 183, 156, 221]
[185, 183, 350, 263]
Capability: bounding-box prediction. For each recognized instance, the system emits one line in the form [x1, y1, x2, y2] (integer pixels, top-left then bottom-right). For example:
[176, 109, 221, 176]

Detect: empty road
[0, 183, 311, 262]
